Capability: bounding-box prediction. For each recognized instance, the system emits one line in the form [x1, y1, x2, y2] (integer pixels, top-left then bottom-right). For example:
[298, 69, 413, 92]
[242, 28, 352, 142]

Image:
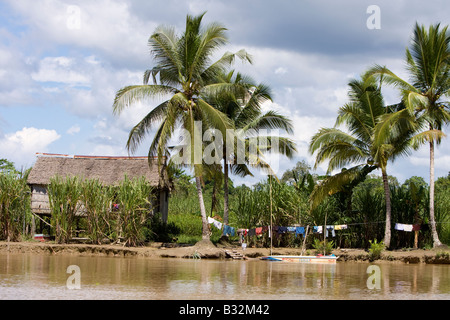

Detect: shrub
[312, 238, 334, 255]
[368, 239, 385, 261]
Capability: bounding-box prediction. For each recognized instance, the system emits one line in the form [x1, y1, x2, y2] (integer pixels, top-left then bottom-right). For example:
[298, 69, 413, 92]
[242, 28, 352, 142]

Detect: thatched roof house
[27, 153, 171, 222]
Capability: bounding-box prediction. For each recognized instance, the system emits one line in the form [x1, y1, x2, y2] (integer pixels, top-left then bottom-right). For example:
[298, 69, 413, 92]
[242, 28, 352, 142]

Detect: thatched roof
[27, 154, 170, 188]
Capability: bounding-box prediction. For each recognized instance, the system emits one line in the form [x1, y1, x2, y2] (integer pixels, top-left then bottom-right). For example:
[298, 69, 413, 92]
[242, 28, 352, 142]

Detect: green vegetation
[0, 169, 31, 241]
[368, 239, 385, 261]
[312, 239, 335, 255]
[166, 167, 450, 249]
[0, 18, 449, 253]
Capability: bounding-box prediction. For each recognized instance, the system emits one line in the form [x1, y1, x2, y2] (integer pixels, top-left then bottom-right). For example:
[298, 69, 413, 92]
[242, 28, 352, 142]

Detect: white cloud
[0, 127, 61, 168]
[66, 125, 80, 135]
[274, 67, 288, 75]
[7, 0, 155, 69]
[32, 56, 90, 85]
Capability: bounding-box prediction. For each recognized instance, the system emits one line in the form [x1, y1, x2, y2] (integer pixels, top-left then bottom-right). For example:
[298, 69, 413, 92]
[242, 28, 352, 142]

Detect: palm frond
[112, 85, 176, 115]
[242, 110, 294, 135]
[309, 164, 376, 210]
[126, 100, 169, 154]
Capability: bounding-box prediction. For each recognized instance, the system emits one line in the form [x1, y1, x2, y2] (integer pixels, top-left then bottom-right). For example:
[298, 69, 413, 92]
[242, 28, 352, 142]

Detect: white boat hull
[261, 255, 337, 264]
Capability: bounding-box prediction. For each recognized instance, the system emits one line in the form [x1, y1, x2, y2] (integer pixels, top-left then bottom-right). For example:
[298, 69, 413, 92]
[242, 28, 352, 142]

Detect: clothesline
[207, 216, 447, 238]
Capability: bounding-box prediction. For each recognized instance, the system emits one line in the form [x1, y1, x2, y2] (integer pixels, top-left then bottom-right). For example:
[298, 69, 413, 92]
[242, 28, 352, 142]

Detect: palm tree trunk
[210, 180, 218, 216]
[223, 158, 229, 225]
[429, 140, 442, 247]
[195, 174, 210, 240]
[381, 169, 391, 248]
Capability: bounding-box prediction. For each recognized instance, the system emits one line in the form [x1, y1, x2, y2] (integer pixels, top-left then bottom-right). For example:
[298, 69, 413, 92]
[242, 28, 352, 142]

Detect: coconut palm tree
[112, 13, 252, 241]
[366, 23, 450, 247]
[309, 75, 416, 248]
[207, 71, 296, 225]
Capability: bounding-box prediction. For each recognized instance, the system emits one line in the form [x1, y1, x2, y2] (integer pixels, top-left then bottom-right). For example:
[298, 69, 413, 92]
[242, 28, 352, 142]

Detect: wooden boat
[261, 254, 338, 264]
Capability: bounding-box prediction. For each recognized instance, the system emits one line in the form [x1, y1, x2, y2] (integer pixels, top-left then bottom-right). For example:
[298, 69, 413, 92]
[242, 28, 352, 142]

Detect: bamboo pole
[269, 175, 273, 256]
[301, 225, 309, 256]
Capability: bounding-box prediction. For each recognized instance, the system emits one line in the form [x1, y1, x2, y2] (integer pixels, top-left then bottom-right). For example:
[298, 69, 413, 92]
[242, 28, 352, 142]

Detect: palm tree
[112, 13, 252, 241]
[309, 75, 415, 248]
[207, 71, 296, 225]
[366, 23, 450, 247]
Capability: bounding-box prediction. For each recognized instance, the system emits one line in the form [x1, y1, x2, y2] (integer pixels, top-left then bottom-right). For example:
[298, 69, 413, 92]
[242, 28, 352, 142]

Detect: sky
[0, 0, 449, 186]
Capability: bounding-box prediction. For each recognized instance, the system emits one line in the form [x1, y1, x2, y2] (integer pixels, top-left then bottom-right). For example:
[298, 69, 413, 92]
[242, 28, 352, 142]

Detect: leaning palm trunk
[195, 173, 210, 240]
[429, 140, 442, 247]
[223, 160, 229, 225]
[381, 169, 392, 248]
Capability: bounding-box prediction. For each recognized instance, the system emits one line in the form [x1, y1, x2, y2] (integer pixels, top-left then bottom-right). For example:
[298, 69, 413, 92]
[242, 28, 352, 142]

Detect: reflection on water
[0, 253, 449, 300]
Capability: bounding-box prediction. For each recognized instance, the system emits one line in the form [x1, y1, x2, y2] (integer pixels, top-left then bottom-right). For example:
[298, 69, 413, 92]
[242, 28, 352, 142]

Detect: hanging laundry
[255, 227, 263, 235]
[295, 226, 305, 238]
[223, 225, 235, 236]
[403, 224, 413, 232]
[326, 225, 335, 238]
[412, 224, 421, 231]
[334, 224, 348, 230]
[277, 226, 288, 234]
[395, 223, 404, 231]
[213, 219, 222, 230]
[207, 217, 215, 224]
[248, 228, 256, 237]
[313, 226, 323, 234]
[287, 227, 296, 233]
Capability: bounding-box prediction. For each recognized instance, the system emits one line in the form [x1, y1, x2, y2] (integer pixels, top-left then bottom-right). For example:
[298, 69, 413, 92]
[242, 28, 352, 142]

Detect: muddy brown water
[0, 252, 449, 300]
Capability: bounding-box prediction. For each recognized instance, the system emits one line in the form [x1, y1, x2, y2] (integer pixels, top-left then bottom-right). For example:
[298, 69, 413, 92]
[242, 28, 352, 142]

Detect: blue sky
[0, 0, 449, 185]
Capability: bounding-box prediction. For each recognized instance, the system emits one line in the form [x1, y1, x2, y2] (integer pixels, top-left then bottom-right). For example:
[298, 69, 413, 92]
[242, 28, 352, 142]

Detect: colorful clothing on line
[295, 226, 305, 238]
[326, 225, 335, 238]
[403, 224, 413, 232]
[395, 223, 413, 232]
[334, 224, 348, 230]
[223, 225, 235, 237]
[277, 226, 288, 234]
[207, 217, 223, 230]
[313, 226, 323, 234]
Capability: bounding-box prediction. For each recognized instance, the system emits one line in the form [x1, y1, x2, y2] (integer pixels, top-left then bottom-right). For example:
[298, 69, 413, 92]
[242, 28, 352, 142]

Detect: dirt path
[0, 240, 449, 264]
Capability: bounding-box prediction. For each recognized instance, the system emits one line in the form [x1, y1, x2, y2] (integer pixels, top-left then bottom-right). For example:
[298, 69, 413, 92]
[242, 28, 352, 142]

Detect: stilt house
[26, 153, 171, 223]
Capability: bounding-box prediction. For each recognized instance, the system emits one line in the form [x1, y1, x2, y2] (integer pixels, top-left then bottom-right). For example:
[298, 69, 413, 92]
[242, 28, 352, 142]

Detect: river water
[0, 252, 449, 300]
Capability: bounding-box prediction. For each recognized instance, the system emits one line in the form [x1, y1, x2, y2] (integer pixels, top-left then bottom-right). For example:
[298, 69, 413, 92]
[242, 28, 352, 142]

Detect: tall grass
[0, 171, 30, 241]
[48, 176, 83, 244]
[114, 176, 154, 246]
[47, 175, 155, 246]
[80, 179, 115, 244]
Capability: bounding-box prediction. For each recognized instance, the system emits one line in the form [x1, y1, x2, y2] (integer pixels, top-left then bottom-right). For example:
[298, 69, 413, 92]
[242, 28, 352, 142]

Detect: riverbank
[0, 240, 449, 264]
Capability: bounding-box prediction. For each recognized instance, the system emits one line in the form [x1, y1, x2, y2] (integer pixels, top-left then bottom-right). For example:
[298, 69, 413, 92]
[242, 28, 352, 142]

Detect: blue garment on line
[287, 227, 296, 232]
[295, 226, 305, 238]
[277, 226, 288, 234]
[223, 225, 235, 237]
[326, 225, 335, 238]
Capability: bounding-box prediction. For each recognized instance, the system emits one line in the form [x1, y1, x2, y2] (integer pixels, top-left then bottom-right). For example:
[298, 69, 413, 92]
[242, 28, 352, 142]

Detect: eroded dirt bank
[0, 241, 449, 264]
